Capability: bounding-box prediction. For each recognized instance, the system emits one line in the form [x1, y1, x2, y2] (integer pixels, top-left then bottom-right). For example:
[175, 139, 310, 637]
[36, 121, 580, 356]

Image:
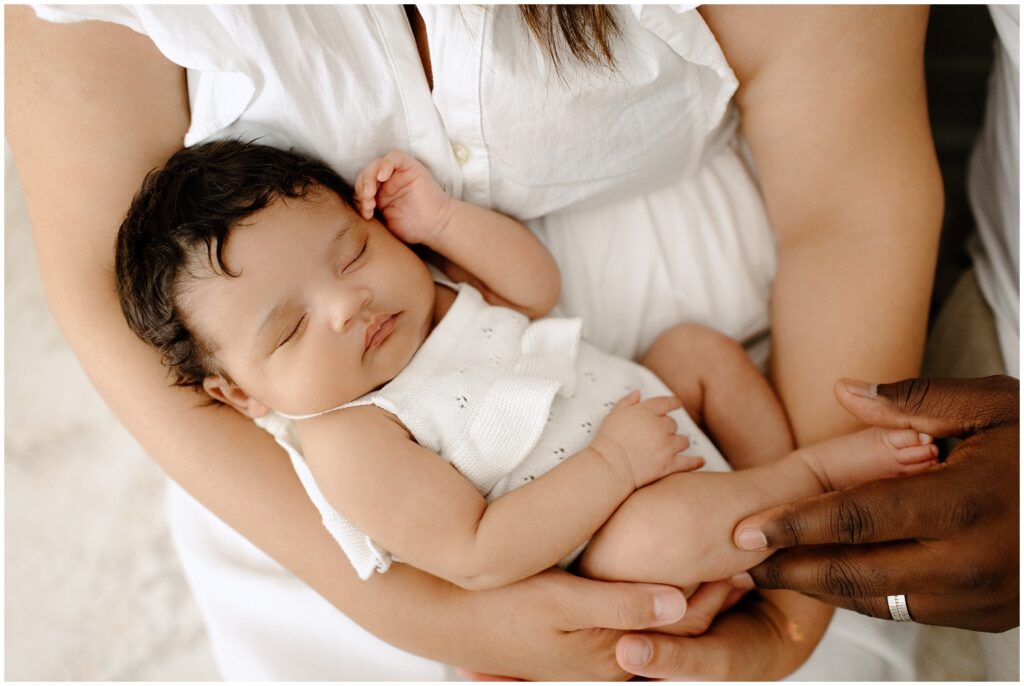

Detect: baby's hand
[354, 150, 454, 246]
[590, 390, 704, 490]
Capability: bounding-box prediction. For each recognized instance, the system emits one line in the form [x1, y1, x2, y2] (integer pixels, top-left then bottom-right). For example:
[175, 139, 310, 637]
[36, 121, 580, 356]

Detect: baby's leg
[794, 424, 939, 491]
[641, 324, 792, 469]
[577, 426, 938, 588]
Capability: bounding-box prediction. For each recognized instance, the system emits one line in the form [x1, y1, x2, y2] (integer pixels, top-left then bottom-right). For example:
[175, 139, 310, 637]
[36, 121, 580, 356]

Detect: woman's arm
[356, 150, 561, 317]
[705, 5, 943, 447]
[4, 8, 686, 680]
[616, 6, 942, 679]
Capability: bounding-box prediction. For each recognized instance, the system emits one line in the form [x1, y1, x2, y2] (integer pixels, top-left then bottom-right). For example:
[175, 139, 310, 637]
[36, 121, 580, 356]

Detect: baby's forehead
[213, 187, 351, 251]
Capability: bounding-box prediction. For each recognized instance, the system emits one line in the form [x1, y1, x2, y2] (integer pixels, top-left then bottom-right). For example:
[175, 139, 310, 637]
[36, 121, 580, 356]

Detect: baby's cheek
[287, 357, 350, 414]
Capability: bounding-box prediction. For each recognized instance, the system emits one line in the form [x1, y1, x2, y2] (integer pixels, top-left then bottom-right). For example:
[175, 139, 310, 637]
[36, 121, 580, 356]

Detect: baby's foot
[798, 426, 940, 492]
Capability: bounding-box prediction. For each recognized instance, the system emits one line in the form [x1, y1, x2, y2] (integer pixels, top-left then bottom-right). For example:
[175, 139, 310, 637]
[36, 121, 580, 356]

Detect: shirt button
[452, 142, 470, 165]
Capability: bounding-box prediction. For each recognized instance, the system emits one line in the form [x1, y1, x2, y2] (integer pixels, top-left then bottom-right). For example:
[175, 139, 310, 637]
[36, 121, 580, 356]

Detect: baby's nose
[328, 288, 372, 333]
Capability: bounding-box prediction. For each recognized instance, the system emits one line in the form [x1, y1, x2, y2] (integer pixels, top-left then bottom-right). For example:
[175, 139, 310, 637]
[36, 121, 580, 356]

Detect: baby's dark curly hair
[115, 139, 356, 389]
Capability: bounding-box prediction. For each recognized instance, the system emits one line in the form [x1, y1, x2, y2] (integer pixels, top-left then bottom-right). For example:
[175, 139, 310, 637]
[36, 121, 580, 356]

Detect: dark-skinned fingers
[968, 591, 1020, 633]
[805, 590, 1018, 633]
[733, 466, 975, 550]
[746, 541, 959, 598]
[803, 591, 952, 627]
[836, 376, 1019, 438]
[878, 376, 1020, 428]
[946, 421, 1020, 468]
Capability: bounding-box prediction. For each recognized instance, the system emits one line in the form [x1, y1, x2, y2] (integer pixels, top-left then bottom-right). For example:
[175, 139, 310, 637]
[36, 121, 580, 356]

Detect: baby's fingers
[673, 455, 705, 473]
[659, 415, 680, 436]
[670, 433, 691, 455]
[374, 156, 397, 183]
[612, 390, 641, 411]
[355, 162, 383, 219]
[642, 395, 683, 416]
[380, 149, 410, 180]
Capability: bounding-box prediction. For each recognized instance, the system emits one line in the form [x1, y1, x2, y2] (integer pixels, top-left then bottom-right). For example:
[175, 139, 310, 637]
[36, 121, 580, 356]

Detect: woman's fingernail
[730, 572, 756, 590]
[621, 637, 652, 667]
[919, 432, 933, 444]
[736, 528, 768, 551]
[653, 589, 686, 622]
[843, 379, 878, 399]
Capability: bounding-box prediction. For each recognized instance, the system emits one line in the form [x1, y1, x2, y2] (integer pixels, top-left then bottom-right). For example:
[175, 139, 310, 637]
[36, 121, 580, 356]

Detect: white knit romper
[256, 280, 730, 579]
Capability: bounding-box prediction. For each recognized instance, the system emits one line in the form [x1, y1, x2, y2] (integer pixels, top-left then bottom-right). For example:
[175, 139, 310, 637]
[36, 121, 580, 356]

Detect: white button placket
[372, 5, 462, 200]
[421, 4, 493, 208]
[451, 141, 471, 165]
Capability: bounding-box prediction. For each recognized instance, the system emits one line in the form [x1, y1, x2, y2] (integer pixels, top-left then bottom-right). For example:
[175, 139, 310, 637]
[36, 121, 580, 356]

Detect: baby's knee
[642, 323, 748, 376]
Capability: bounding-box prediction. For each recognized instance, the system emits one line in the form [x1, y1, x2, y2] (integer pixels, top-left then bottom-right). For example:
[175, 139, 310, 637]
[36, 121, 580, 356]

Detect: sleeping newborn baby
[115, 140, 938, 594]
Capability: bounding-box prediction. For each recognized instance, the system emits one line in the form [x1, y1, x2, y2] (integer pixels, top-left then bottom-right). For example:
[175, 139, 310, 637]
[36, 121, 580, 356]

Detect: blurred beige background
[5, 143, 218, 679]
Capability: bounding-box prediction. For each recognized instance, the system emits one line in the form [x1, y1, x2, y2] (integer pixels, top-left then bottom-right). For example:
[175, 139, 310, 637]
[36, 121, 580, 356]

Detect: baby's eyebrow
[328, 220, 352, 247]
[254, 300, 291, 351]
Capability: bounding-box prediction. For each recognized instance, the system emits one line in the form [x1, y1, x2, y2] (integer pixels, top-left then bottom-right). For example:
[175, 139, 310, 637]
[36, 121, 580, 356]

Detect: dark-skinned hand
[731, 375, 1019, 632]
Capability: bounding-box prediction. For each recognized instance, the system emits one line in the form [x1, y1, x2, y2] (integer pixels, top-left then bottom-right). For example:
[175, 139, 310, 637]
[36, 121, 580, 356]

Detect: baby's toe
[882, 428, 932, 449]
[900, 457, 940, 474]
[895, 443, 940, 465]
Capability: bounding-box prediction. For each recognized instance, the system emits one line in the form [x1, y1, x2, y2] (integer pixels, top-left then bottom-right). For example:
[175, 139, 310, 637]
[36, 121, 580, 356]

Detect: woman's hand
[458, 578, 748, 681]
[429, 567, 691, 680]
[615, 588, 831, 680]
[354, 149, 454, 245]
[732, 376, 1019, 632]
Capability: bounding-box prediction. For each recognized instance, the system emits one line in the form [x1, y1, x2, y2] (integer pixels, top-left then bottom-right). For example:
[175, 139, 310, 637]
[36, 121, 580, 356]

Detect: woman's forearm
[702, 5, 942, 446]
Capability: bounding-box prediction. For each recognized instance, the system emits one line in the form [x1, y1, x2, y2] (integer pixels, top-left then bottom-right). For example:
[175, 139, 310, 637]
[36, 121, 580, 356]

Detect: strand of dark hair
[518, 5, 622, 73]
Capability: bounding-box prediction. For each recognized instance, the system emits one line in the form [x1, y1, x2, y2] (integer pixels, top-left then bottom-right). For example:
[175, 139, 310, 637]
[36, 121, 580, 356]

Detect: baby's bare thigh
[577, 471, 771, 590]
[641, 323, 755, 419]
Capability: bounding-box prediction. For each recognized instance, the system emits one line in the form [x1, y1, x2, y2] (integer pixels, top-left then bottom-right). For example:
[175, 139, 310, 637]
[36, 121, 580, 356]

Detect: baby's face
[185, 187, 435, 417]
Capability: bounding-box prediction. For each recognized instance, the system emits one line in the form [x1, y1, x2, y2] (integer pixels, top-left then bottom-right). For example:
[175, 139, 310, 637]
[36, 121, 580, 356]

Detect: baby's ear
[202, 374, 270, 419]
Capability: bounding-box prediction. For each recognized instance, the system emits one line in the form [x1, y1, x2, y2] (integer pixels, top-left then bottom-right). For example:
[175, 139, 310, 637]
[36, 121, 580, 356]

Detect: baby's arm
[297, 393, 701, 591]
[355, 151, 559, 318]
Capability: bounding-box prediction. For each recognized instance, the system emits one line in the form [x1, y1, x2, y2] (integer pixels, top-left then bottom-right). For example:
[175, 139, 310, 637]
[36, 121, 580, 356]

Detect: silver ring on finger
[887, 594, 913, 622]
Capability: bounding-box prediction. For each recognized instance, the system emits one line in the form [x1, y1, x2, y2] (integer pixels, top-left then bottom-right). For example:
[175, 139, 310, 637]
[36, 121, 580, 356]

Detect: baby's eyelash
[343, 241, 368, 272]
[279, 314, 307, 347]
